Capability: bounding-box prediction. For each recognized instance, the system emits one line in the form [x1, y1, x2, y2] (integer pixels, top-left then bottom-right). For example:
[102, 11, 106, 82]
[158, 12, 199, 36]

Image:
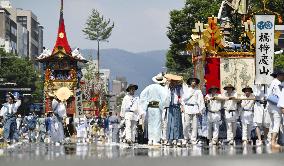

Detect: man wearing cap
[267, 70, 284, 148]
[164, 74, 184, 146]
[205, 86, 222, 146]
[240, 86, 255, 146]
[140, 73, 169, 146]
[120, 84, 139, 145]
[0, 92, 21, 144]
[222, 84, 238, 145]
[181, 77, 205, 146]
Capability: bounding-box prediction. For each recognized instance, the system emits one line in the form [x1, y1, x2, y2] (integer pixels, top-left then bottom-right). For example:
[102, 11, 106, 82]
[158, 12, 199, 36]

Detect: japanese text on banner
[255, 15, 275, 85]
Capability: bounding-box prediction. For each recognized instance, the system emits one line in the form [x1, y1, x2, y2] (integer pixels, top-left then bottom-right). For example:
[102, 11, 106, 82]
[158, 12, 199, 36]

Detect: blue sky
[12, 0, 184, 52]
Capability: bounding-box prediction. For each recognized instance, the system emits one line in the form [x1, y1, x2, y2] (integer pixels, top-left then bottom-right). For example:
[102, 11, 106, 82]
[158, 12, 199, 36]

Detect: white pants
[226, 121, 236, 141]
[183, 113, 198, 142]
[269, 111, 281, 133]
[207, 112, 221, 141]
[125, 119, 136, 142]
[208, 122, 220, 141]
[161, 109, 168, 140]
[242, 123, 253, 141]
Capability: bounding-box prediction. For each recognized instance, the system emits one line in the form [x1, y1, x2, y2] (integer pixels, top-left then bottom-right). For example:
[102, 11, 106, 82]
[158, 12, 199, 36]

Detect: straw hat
[164, 74, 183, 81]
[242, 86, 253, 93]
[223, 84, 235, 90]
[152, 73, 167, 84]
[187, 77, 200, 85]
[54, 87, 73, 101]
[208, 86, 220, 93]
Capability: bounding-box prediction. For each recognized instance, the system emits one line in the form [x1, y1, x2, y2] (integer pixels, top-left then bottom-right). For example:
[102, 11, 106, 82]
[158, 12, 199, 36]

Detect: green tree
[0, 49, 43, 102]
[166, 0, 222, 76]
[83, 9, 114, 74]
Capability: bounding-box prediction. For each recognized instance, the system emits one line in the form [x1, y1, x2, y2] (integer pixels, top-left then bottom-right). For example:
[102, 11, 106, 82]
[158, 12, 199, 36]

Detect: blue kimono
[108, 115, 120, 143]
[140, 84, 169, 144]
[166, 85, 183, 141]
[50, 99, 66, 143]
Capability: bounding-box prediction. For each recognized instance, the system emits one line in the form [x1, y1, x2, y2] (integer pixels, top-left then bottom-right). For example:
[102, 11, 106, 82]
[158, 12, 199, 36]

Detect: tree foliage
[0, 49, 43, 102]
[166, 0, 222, 75]
[83, 9, 114, 42]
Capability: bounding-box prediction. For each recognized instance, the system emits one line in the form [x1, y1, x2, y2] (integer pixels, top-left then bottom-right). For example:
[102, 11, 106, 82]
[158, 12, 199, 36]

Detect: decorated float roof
[37, 0, 87, 63]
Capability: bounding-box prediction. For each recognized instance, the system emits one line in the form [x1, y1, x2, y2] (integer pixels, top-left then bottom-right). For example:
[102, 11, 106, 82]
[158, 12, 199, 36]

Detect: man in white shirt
[267, 71, 284, 148]
[222, 84, 238, 145]
[182, 78, 205, 146]
[205, 86, 222, 146]
[240, 86, 255, 146]
[0, 92, 21, 144]
[120, 84, 139, 145]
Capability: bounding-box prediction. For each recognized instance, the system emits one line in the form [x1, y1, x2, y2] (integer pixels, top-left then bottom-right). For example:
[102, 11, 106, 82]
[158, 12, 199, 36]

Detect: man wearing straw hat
[120, 84, 139, 145]
[205, 86, 222, 146]
[140, 73, 169, 146]
[222, 84, 238, 145]
[0, 92, 21, 145]
[181, 77, 205, 146]
[164, 74, 184, 146]
[49, 87, 71, 145]
[240, 86, 255, 146]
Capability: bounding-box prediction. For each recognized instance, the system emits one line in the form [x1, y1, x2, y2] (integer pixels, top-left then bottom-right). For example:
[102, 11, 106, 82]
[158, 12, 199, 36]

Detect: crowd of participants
[1, 70, 284, 149]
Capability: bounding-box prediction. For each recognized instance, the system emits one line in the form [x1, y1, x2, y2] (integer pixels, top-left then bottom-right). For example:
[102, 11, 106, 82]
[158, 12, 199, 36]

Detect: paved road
[0, 143, 283, 166]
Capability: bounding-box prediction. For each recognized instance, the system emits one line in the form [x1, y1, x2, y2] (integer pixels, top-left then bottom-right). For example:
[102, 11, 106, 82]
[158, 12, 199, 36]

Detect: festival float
[37, 0, 87, 116]
[187, 11, 282, 95]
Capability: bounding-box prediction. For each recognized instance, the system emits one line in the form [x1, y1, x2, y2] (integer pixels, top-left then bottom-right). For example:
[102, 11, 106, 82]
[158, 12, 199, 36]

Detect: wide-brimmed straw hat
[54, 87, 73, 101]
[208, 86, 220, 93]
[187, 77, 200, 85]
[164, 74, 183, 81]
[126, 84, 138, 92]
[242, 86, 253, 93]
[223, 84, 235, 91]
[152, 73, 167, 84]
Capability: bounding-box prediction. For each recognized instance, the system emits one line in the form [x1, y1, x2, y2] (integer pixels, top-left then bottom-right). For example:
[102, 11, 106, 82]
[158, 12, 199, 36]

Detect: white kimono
[240, 94, 255, 125]
[205, 94, 222, 123]
[182, 86, 205, 115]
[222, 91, 239, 122]
[120, 94, 139, 142]
[140, 84, 169, 144]
[181, 85, 205, 142]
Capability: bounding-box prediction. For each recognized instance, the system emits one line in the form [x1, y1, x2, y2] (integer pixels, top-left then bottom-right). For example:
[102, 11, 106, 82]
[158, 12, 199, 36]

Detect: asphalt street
[0, 142, 284, 166]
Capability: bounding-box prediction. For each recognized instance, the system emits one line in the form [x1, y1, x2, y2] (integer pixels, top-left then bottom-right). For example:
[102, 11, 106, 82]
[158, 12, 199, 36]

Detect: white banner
[75, 88, 84, 118]
[255, 15, 275, 84]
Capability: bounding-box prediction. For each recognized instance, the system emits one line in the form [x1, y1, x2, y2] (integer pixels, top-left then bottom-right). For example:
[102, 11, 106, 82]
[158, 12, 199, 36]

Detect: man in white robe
[120, 84, 139, 145]
[240, 86, 255, 146]
[181, 78, 205, 146]
[222, 84, 238, 145]
[267, 71, 284, 148]
[140, 73, 169, 145]
[205, 86, 222, 146]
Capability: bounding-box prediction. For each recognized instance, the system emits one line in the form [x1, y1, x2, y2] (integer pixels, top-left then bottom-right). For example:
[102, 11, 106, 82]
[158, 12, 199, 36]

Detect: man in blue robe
[140, 73, 169, 146]
[164, 74, 184, 146]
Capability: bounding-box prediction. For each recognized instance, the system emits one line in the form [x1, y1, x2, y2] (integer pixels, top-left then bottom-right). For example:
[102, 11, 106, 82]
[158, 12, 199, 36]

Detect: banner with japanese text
[75, 88, 84, 117]
[255, 15, 275, 84]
